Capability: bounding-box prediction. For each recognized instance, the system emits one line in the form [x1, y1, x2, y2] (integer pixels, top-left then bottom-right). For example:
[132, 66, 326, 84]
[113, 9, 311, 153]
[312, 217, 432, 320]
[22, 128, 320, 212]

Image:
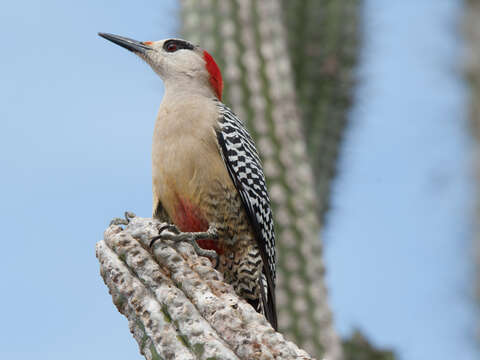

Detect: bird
[99, 32, 277, 330]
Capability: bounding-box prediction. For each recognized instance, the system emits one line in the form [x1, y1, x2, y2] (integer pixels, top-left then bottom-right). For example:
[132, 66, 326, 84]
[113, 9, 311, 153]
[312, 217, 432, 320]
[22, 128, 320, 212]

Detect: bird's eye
[163, 39, 194, 53]
[166, 42, 177, 52]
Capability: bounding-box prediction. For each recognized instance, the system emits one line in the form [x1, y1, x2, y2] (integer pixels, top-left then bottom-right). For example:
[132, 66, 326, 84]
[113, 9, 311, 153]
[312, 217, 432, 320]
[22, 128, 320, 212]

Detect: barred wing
[215, 101, 277, 329]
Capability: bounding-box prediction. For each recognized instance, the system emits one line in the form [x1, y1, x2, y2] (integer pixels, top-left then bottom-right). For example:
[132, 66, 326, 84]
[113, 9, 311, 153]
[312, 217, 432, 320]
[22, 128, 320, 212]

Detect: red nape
[174, 197, 224, 255]
[203, 50, 223, 100]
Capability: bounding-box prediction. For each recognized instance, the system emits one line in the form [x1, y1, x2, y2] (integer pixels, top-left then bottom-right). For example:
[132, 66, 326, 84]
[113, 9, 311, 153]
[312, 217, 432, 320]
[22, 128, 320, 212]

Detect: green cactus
[180, 0, 394, 359]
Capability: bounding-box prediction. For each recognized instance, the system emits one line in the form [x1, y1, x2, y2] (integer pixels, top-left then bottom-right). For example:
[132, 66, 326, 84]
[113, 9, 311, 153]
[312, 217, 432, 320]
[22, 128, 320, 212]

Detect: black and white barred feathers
[214, 100, 277, 329]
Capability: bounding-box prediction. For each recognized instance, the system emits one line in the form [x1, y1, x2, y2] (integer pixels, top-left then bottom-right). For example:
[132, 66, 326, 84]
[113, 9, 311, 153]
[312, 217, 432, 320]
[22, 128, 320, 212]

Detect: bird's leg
[150, 225, 219, 267]
[110, 211, 136, 226]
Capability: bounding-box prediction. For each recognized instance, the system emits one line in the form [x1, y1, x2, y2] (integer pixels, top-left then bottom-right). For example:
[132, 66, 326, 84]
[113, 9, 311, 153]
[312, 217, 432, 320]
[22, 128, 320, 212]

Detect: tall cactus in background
[180, 1, 342, 358]
[179, 0, 371, 359]
[281, 0, 361, 221]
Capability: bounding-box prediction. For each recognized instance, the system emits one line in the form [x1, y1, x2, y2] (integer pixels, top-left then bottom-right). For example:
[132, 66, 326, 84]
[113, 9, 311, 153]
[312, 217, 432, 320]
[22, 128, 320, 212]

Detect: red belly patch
[174, 196, 224, 255]
[175, 197, 208, 233]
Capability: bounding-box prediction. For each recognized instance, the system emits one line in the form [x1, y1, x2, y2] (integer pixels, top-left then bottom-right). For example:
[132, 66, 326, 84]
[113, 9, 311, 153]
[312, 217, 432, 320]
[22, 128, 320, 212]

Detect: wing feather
[215, 101, 277, 330]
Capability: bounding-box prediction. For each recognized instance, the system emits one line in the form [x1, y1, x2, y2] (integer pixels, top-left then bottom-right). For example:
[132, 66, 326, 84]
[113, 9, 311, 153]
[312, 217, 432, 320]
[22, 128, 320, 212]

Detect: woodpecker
[99, 33, 277, 329]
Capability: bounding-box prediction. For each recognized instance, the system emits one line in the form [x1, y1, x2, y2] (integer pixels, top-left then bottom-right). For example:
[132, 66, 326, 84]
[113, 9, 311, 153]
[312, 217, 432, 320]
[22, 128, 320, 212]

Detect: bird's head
[98, 33, 223, 100]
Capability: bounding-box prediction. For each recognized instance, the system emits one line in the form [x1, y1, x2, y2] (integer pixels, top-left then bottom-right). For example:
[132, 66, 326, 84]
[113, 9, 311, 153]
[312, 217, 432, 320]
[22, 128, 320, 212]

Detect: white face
[138, 39, 209, 84]
[99, 33, 219, 98]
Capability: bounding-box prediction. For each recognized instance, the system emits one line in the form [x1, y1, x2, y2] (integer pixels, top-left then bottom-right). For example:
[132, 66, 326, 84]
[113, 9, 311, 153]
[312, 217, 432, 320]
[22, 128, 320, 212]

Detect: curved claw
[150, 224, 181, 247]
[149, 235, 161, 248]
[157, 223, 180, 235]
[192, 244, 219, 268]
[125, 211, 136, 221]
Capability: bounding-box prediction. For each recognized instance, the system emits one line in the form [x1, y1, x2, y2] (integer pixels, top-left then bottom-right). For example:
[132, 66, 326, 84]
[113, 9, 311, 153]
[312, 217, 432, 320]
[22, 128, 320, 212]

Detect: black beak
[98, 32, 152, 54]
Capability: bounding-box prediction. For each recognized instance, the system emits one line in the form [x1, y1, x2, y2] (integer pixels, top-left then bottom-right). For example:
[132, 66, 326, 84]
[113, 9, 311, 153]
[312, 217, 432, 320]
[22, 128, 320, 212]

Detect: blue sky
[324, 1, 478, 359]
[0, 0, 477, 359]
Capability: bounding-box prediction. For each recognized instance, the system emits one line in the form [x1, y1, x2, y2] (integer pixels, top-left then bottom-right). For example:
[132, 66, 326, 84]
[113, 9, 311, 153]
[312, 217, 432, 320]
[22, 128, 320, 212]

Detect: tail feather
[259, 272, 277, 330]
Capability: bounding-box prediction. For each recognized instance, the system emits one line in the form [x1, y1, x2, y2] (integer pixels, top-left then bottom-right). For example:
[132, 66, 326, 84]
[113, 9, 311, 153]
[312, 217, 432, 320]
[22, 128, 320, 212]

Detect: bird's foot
[150, 225, 219, 267]
[110, 211, 136, 226]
